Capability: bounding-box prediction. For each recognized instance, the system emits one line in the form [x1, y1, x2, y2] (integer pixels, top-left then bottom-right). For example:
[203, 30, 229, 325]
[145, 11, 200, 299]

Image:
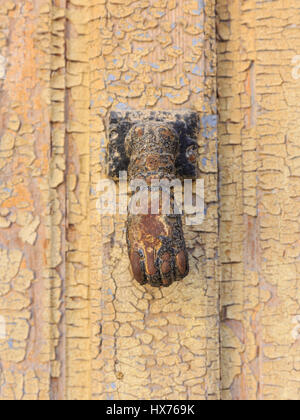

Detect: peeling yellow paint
[218, 0, 300, 401]
[0, 0, 299, 401]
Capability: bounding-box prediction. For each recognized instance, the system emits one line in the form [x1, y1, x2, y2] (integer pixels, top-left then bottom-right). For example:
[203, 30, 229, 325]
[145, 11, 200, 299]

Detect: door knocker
[107, 111, 200, 287]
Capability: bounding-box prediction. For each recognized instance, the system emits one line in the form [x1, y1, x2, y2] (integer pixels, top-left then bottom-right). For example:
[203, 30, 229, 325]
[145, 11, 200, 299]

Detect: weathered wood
[218, 0, 300, 400]
[0, 0, 299, 401]
[0, 0, 67, 400]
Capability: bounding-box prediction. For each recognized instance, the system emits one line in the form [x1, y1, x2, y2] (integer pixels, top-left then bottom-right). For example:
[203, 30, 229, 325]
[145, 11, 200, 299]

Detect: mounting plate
[107, 110, 200, 179]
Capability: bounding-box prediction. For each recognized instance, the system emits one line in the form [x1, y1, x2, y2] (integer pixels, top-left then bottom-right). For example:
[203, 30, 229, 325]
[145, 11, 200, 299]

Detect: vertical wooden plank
[218, 0, 300, 400]
[88, 0, 220, 400]
[49, 0, 67, 400]
[0, 0, 67, 400]
[65, 0, 91, 401]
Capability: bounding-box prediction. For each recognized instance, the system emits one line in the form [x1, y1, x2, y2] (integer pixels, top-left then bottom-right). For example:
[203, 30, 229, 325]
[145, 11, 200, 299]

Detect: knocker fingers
[129, 249, 147, 285]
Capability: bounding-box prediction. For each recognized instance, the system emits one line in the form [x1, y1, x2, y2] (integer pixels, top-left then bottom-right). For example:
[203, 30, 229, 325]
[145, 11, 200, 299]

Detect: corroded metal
[108, 110, 200, 179]
[108, 111, 200, 287]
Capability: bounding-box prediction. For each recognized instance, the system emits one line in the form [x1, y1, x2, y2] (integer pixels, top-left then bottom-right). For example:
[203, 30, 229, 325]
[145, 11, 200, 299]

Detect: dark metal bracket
[107, 110, 200, 180]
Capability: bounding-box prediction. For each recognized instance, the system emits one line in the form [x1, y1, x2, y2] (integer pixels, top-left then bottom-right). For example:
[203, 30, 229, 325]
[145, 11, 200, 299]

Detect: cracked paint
[0, 0, 66, 400]
[81, 0, 218, 401]
[0, 0, 298, 402]
[218, 0, 300, 401]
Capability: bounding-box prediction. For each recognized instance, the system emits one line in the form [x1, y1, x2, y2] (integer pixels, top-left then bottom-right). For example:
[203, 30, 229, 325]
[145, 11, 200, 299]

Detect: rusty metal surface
[125, 121, 193, 287]
[107, 110, 200, 180]
[107, 112, 200, 287]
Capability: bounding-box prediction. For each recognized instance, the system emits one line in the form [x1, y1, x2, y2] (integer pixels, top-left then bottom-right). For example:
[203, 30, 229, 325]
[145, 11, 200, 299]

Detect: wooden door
[0, 0, 299, 401]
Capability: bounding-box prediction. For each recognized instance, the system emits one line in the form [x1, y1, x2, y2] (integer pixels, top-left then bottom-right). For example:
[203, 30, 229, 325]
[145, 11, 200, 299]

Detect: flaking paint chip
[0, 133, 15, 151]
[7, 114, 21, 132]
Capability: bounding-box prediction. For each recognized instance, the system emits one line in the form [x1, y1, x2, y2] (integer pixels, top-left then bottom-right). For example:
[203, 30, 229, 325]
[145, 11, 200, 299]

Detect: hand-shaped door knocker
[108, 111, 200, 288]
